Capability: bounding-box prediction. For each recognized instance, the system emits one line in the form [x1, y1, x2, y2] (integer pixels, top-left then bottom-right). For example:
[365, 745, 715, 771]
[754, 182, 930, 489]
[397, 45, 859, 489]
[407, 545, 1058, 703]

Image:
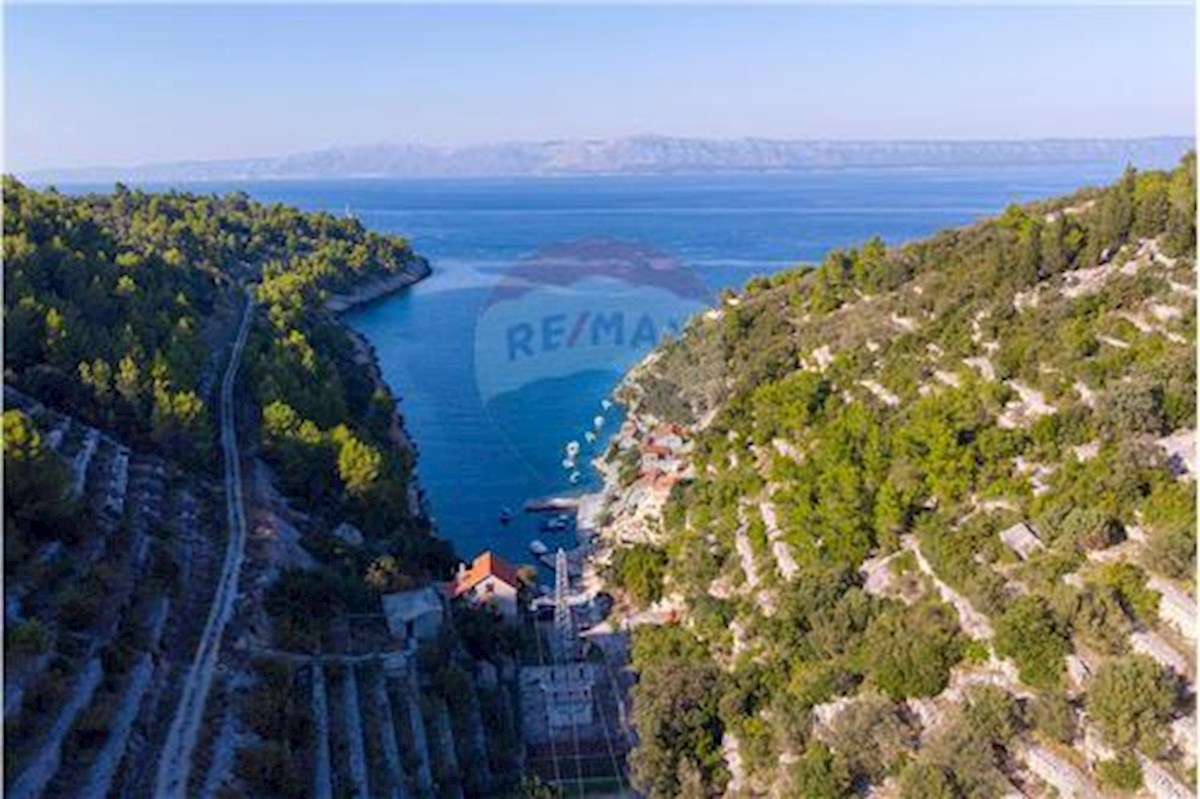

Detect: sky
[5, 3, 1196, 171]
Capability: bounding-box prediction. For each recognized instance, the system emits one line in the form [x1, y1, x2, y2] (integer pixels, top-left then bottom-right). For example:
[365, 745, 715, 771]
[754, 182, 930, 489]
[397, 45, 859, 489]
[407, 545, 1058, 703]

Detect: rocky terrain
[589, 158, 1197, 798]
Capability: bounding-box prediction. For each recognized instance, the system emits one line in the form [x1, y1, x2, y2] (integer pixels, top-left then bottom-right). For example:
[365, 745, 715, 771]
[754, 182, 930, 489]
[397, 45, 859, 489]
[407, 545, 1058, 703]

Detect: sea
[58, 159, 1181, 570]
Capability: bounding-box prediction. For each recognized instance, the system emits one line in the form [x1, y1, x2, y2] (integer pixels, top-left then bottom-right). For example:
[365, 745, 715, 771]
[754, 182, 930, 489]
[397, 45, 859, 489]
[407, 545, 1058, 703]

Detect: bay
[61, 160, 1172, 569]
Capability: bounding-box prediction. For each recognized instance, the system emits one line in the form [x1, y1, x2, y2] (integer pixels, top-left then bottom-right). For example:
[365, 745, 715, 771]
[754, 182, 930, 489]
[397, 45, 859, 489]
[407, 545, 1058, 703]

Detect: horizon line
[12, 133, 1196, 178]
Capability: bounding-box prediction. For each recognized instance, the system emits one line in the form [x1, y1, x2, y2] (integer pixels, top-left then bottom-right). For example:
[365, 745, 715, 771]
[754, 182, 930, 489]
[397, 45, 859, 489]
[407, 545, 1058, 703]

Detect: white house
[451, 551, 522, 622]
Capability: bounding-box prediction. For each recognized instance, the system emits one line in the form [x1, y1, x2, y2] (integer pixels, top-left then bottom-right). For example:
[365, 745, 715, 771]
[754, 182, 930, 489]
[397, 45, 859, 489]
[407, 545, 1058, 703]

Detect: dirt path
[154, 300, 253, 798]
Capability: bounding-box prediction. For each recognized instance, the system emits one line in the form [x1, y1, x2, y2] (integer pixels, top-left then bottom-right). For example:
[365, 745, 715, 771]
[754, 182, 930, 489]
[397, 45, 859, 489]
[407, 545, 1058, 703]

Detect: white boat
[601, 399, 613, 410]
[541, 515, 570, 532]
[569, 470, 582, 484]
[584, 431, 596, 443]
[530, 539, 550, 556]
[593, 416, 605, 429]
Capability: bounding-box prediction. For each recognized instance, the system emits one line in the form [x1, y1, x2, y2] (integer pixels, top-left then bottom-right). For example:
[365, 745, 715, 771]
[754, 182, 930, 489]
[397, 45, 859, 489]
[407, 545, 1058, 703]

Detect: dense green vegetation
[611, 543, 668, 606]
[4, 179, 453, 626]
[2, 409, 81, 555]
[2, 179, 480, 799]
[613, 157, 1196, 796]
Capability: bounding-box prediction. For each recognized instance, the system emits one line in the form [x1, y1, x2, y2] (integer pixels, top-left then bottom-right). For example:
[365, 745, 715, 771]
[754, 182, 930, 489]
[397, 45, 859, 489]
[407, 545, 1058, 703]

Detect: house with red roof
[450, 551, 523, 622]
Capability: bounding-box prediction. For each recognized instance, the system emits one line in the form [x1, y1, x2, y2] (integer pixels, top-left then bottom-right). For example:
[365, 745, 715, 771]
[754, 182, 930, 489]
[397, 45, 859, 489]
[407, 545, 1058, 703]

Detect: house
[451, 551, 522, 622]
[999, 521, 1044, 561]
[381, 586, 445, 644]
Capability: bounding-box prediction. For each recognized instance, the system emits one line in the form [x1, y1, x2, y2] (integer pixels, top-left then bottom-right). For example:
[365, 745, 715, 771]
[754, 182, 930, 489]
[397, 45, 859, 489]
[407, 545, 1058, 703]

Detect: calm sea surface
[62, 162, 1172, 568]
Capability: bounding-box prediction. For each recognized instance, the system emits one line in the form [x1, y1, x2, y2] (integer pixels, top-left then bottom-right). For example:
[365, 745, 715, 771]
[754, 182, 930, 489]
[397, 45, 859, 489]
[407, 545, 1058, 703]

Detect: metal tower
[552, 548, 575, 662]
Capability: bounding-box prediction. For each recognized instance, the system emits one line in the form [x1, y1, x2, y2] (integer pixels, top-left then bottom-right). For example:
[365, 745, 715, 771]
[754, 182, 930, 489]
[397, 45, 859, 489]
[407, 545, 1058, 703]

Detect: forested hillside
[3, 180, 464, 798]
[599, 157, 1197, 798]
[3, 178, 439, 545]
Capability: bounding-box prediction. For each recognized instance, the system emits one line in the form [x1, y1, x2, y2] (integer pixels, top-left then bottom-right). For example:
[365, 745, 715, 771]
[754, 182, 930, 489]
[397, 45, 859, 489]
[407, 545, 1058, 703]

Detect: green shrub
[786, 742, 853, 799]
[1096, 755, 1143, 792]
[613, 544, 669, 607]
[994, 595, 1069, 689]
[6, 618, 50, 655]
[1086, 654, 1178, 753]
[1030, 690, 1077, 745]
[864, 601, 963, 700]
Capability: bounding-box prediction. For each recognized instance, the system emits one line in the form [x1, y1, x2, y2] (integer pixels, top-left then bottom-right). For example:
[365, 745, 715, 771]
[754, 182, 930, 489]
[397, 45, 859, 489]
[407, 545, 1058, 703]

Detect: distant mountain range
[25, 135, 1194, 183]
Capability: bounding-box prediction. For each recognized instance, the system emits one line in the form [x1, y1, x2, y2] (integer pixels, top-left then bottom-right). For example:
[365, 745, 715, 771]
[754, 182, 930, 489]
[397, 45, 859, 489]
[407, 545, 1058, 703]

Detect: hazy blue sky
[6, 4, 1195, 170]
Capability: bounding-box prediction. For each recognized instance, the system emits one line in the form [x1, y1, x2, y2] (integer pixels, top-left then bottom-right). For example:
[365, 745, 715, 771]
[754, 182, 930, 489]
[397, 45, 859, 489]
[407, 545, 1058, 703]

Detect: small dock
[523, 496, 583, 513]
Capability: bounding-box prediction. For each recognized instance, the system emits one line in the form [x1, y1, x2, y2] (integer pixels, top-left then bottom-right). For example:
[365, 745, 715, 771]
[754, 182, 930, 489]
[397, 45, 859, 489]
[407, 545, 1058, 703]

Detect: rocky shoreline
[323, 256, 432, 313]
[329, 257, 432, 521]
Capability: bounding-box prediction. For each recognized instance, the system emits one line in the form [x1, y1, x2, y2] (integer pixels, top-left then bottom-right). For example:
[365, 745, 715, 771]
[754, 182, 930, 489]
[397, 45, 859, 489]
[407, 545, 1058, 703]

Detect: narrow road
[154, 299, 254, 798]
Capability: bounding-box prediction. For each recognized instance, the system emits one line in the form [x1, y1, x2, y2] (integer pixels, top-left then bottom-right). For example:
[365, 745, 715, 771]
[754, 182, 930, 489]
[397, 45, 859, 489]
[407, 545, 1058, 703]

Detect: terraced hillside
[3, 181, 511, 797]
[593, 157, 1197, 798]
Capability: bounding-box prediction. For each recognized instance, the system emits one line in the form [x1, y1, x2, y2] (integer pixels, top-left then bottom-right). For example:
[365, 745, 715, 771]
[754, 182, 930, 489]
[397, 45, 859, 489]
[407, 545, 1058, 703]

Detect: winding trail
[154, 300, 253, 798]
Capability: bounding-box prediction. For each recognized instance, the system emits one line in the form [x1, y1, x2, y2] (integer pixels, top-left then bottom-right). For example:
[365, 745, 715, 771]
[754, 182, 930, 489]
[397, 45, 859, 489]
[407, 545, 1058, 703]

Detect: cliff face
[594, 158, 1197, 798]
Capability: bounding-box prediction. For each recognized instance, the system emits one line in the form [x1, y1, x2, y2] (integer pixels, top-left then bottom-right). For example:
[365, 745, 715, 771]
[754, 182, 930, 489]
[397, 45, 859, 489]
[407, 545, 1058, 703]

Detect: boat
[499, 506, 514, 524]
[569, 470, 582, 484]
[530, 539, 549, 556]
[540, 515, 571, 533]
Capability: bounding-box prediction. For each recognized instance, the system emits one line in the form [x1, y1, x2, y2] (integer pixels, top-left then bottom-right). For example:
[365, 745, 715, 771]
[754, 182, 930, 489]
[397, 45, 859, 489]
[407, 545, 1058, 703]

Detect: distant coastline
[23, 135, 1194, 184]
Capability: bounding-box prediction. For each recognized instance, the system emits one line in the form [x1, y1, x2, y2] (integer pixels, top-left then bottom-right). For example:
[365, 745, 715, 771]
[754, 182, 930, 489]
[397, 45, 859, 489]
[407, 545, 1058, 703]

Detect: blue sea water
[65, 161, 1172, 569]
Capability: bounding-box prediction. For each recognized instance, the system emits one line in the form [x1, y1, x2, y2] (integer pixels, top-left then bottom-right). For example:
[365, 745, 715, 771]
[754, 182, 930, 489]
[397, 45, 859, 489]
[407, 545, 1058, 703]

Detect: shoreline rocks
[323, 257, 431, 313]
[330, 258, 431, 521]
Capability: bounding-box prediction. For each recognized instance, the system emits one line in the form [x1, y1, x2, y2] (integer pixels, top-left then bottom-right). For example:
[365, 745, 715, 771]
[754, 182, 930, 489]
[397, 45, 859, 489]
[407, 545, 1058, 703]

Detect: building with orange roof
[450, 551, 522, 622]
